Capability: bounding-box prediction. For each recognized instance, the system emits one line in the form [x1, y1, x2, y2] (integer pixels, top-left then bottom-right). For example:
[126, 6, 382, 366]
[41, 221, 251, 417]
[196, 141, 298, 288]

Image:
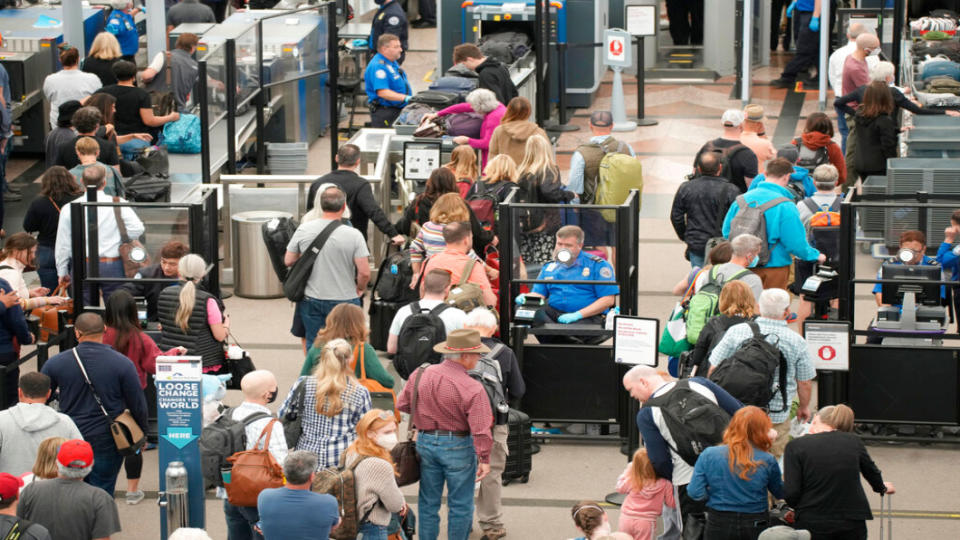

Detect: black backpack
[374, 249, 419, 303]
[643, 380, 731, 466]
[696, 140, 749, 183]
[469, 344, 510, 425]
[262, 216, 299, 283]
[708, 321, 789, 413]
[394, 302, 450, 379]
[198, 408, 272, 489]
[466, 181, 510, 230]
[794, 140, 831, 174]
[282, 221, 343, 302]
[123, 173, 171, 202]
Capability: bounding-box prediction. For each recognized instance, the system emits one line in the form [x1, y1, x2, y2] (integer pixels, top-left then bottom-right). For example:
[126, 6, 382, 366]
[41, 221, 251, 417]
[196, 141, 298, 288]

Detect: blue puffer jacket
[722, 182, 821, 268]
[747, 165, 815, 198]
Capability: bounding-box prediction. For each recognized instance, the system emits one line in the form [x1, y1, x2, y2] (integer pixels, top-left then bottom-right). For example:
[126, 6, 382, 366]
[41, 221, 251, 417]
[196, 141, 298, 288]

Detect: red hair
[723, 406, 773, 481]
[345, 409, 398, 476]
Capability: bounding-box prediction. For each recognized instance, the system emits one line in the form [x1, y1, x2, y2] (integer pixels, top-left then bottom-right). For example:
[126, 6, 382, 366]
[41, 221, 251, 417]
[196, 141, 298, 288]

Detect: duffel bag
[445, 112, 484, 138]
[123, 173, 172, 203]
[411, 90, 460, 109]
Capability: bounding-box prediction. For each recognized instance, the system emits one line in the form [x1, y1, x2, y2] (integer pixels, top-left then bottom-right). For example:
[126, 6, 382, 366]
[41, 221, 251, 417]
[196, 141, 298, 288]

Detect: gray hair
[812, 164, 840, 190]
[464, 308, 498, 329]
[758, 288, 791, 319]
[731, 234, 763, 257]
[178, 253, 207, 282]
[283, 451, 318, 484]
[466, 88, 499, 115]
[168, 529, 214, 540]
[110, 0, 131, 9]
[57, 463, 93, 479]
[869, 61, 895, 83]
[319, 185, 347, 213]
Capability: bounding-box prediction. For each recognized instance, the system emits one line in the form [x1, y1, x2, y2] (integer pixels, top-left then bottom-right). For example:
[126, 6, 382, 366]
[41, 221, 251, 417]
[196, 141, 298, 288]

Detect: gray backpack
[728, 195, 791, 266]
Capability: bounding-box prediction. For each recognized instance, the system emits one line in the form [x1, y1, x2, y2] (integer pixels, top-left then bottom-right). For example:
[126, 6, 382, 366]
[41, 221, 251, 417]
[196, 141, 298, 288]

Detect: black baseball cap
[589, 111, 613, 128]
[57, 100, 82, 128]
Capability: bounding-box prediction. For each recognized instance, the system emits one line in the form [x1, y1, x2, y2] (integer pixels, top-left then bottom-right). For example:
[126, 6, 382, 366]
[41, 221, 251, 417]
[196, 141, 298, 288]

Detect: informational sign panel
[613, 315, 658, 366]
[803, 321, 851, 372]
[626, 5, 657, 36]
[403, 141, 441, 181]
[157, 356, 204, 536]
[603, 28, 633, 68]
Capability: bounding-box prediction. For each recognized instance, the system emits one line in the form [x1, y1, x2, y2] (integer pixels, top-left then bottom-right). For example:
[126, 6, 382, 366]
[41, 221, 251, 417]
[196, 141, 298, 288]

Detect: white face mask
[375, 432, 398, 451]
[868, 48, 881, 57]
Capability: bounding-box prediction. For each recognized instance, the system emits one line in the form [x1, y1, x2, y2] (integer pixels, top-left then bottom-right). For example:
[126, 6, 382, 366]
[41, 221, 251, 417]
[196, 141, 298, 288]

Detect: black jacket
[476, 57, 518, 105]
[835, 84, 944, 126]
[394, 195, 495, 255]
[121, 264, 179, 322]
[784, 431, 887, 523]
[670, 175, 740, 257]
[307, 169, 399, 240]
[853, 114, 898, 175]
[686, 314, 753, 378]
[370, 0, 408, 63]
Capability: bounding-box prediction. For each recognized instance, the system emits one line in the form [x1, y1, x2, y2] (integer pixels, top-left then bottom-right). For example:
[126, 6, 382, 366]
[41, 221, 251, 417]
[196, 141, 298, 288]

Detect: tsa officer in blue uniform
[364, 34, 412, 128]
[370, 0, 409, 65]
[517, 225, 620, 343]
[106, 0, 141, 62]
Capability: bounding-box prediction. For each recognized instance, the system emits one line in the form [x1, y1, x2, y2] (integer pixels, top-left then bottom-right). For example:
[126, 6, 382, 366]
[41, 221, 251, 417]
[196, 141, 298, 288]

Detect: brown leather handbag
[30, 284, 73, 342]
[225, 419, 285, 507]
[73, 349, 146, 456]
[113, 197, 152, 278]
[391, 365, 427, 487]
[351, 344, 400, 422]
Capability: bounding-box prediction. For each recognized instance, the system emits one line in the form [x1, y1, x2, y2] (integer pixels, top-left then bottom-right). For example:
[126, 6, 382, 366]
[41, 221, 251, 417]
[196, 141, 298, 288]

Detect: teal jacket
[722, 182, 820, 268]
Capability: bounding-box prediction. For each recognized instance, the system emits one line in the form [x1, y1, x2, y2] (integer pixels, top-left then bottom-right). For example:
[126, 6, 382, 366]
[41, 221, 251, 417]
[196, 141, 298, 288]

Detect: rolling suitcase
[502, 408, 532, 485]
[369, 299, 403, 352]
[878, 494, 893, 540]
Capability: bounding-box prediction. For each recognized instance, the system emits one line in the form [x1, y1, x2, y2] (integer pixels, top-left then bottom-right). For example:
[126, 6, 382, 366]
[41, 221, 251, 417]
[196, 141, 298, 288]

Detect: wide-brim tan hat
[433, 329, 491, 354]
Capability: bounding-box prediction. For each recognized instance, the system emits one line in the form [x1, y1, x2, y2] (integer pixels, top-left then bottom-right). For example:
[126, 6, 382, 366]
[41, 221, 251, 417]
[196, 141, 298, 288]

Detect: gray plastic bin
[231, 211, 292, 298]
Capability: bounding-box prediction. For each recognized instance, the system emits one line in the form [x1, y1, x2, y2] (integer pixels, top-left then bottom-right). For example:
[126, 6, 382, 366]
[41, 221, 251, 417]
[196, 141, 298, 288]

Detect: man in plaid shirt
[397, 329, 493, 540]
[708, 288, 815, 457]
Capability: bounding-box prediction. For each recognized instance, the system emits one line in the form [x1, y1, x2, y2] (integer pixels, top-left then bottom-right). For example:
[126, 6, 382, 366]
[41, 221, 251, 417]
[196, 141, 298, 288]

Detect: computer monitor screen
[880, 263, 942, 306]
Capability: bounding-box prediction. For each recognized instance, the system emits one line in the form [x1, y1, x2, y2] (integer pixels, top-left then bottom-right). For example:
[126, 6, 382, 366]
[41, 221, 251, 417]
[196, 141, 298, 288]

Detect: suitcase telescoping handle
[879, 493, 893, 540]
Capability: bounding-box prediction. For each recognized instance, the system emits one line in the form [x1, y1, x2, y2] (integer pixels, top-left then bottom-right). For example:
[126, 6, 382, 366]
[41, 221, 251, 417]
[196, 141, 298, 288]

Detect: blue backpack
[162, 113, 201, 154]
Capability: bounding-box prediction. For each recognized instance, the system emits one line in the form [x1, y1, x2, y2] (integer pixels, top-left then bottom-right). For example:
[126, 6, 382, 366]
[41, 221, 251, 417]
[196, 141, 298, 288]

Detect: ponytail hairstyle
[175, 254, 208, 332]
[312, 338, 357, 417]
[570, 501, 606, 537]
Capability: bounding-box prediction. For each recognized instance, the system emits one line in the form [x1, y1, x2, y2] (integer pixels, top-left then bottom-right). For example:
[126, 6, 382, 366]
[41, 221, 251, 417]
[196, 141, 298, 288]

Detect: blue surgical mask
[748, 255, 759, 268]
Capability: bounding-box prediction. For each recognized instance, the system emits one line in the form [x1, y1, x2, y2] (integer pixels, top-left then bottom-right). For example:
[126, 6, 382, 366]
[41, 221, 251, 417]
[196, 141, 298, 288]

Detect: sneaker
[481, 528, 507, 540]
[769, 78, 796, 89]
[411, 18, 436, 28]
[2, 191, 21, 202]
[125, 490, 145, 505]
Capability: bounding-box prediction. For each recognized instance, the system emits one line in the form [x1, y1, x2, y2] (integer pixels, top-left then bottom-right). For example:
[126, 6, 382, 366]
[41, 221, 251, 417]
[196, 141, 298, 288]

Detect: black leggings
[125, 451, 142, 481]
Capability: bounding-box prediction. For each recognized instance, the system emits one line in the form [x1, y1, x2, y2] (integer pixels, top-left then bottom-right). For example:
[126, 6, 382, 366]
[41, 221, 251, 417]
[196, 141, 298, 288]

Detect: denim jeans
[836, 107, 850, 155]
[119, 138, 150, 161]
[358, 520, 388, 540]
[35, 245, 59, 292]
[75, 259, 126, 307]
[299, 296, 362, 345]
[416, 432, 477, 540]
[84, 433, 124, 496]
[704, 509, 768, 540]
[688, 251, 705, 270]
[223, 499, 263, 540]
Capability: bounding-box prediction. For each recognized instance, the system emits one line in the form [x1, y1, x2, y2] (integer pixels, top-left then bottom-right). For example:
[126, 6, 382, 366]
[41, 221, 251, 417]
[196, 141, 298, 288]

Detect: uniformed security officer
[516, 225, 619, 343]
[369, 0, 409, 65]
[364, 33, 412, 128]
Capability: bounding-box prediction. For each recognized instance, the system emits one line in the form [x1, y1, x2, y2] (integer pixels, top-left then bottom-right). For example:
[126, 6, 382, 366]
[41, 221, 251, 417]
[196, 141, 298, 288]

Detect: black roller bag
[503, 408, 533, 485]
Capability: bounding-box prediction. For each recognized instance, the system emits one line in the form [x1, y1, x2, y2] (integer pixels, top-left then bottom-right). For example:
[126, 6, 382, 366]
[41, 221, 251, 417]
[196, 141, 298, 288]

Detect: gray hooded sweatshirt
[0, 403, 82, 474]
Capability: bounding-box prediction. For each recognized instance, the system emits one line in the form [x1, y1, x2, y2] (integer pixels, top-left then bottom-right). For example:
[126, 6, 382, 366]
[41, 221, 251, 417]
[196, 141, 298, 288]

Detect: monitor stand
[874, 292, 948, 346]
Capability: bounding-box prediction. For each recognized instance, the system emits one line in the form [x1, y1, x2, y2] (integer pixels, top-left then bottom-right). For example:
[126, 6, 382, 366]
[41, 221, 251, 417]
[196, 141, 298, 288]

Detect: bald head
[622, 365, 667, 402]
[75, 313, 105, 342]
[240, 370, 278, 404]
[847, 22, 868, 41]
[856, 33, 880, 52]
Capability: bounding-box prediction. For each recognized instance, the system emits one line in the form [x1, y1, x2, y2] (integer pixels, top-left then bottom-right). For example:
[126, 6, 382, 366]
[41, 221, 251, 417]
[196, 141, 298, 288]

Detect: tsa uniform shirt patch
[376, 69, 387, 79]
[388, 16, 400, 25]
[582, 267, 590, 277]
[599, 267, 612, 278]
[546, 262, 556, 272]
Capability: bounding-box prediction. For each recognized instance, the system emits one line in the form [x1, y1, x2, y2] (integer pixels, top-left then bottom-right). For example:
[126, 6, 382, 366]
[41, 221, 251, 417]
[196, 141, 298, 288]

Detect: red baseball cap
[0, 474, 22, 502]
[57, 439, 94, 468]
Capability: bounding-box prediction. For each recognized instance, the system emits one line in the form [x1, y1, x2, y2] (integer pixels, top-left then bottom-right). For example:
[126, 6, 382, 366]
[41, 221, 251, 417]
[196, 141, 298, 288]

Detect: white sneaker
[125, 490, 145, 505]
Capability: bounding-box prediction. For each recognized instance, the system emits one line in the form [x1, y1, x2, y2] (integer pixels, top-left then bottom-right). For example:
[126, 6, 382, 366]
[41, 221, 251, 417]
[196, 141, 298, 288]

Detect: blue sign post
[156, 356, 204, 538]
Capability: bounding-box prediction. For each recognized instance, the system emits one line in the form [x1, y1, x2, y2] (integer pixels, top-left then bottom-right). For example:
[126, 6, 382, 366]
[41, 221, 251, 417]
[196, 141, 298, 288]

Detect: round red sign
[817, 345, 836, 361]
[609, 38, 623, 56]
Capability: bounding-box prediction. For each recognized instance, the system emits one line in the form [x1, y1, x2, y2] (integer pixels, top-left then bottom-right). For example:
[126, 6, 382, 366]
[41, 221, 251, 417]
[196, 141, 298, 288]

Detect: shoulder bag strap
[747, 320, 763, 339]
[49, 197, 60, 213]
[164, 51, 172, 86]
[803, 198, 819, 213]
[829, 195, 843, 212]
[112, 196, 131, 244]
[353, 343, 368, 381]
[254, 418, 279, 450]
[72, 348, 113, 421]
[408, 365, 427, 439]
[459, 258, 476, 287]
[2, 518, 35, 540]
[303, 220, 343, 257]
[682, 268, 707, 302]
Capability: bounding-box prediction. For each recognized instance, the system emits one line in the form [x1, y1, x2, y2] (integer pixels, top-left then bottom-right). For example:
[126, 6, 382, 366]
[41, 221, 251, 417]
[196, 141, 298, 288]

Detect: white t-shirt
[42, 69, 102, 128]
[388, 299, 467, 337]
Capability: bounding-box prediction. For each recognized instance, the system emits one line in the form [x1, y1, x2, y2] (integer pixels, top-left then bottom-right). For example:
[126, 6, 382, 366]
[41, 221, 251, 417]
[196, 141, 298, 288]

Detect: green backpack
[684, 266, 750, 345]
[596, 153, 643, 221]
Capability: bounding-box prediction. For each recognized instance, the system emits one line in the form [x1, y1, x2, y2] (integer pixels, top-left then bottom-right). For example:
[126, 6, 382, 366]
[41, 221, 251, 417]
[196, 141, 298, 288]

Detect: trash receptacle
[232, 211, 292, 298]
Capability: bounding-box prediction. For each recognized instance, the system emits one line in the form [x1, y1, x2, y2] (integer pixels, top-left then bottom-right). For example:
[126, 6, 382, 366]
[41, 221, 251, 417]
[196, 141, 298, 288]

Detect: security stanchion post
[623, 3, 658, 127]
[634, 36, 657, 127]
[604, 28, 637, 132]
[544, 42, 579, 133]
[157, 355, 204, 537]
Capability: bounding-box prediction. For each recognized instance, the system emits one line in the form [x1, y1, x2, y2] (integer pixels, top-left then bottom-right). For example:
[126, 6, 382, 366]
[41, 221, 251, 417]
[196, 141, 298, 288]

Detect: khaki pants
[476, 424, 509, 531]
[771, 419, 792, 459]
[753, 266, 791, 291]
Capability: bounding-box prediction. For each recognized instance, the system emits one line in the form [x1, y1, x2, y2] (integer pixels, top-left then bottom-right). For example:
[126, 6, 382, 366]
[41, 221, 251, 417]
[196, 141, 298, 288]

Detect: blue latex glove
[515, 295, 526, 306]
[785, 1, 796, 18]
[809, 16, 820, 32]
[351, 38, 368, 48]
[558, 311, 583, 324]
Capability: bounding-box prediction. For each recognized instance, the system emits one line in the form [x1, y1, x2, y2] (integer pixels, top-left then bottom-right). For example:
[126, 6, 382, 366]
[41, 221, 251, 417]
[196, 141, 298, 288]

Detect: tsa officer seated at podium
[516, 225, 619, 344]
[364, 33, 413, 128]
[874, 230, 939, 307]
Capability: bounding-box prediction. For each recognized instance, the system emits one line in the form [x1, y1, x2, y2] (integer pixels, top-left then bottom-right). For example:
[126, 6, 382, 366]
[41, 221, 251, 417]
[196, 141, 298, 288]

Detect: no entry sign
[604, 28, 632, 68]
[804, 321, 850, 371]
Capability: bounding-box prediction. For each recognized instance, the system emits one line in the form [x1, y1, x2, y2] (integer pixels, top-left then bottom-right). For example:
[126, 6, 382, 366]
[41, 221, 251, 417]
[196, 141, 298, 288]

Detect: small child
[615, 449, 675, 540]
